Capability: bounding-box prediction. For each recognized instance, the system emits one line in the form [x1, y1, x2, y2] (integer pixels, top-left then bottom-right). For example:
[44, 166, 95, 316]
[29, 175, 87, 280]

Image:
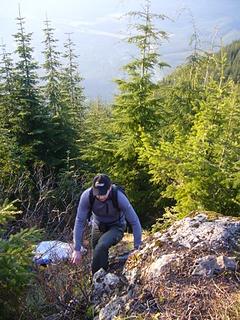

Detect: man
[71, 174, 142, 274]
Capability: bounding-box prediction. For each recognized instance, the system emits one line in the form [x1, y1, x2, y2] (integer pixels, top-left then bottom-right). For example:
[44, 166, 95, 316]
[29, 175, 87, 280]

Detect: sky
[0, 0, 239, 101]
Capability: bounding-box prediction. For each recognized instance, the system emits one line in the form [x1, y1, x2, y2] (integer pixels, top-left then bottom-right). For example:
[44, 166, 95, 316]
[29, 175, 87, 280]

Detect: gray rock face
[98, 295, 127, 320]
[216, 255, 237, 271]
[92, 268, 120, 305]
[92, 213, 240, 319]
[160, 213, 240, 249]
[147, 253, 180, 279]
[192, 255, 219, 276]
[192, 255, 237, 276]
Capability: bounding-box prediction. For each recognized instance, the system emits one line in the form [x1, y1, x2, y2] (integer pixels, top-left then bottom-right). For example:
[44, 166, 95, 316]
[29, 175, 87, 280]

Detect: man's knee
[95, 241, 109, 252]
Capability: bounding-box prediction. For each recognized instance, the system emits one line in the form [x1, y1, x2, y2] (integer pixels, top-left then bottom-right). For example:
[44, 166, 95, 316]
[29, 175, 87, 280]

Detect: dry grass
[124, 241, 240, 320]
[22, 225, 95, 320]
[21, 250, 94, 320]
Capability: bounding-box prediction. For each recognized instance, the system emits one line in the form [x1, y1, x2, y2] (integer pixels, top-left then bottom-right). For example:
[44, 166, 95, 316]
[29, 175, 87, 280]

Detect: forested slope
[0, 3, 239, 318]
[223, 39, 240, 82]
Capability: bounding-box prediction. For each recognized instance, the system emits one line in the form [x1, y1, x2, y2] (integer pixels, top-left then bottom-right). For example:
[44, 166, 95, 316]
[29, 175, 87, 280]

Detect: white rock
[123, 267, 139, 285]
[159, 214, 240, 250]
[99, 296, 126, 320]
[147, 253, 179, 278]
[92, 268, 120, 305]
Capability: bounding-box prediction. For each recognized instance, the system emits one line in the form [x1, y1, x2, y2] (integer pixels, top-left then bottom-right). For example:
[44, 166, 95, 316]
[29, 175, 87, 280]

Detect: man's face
[96, 186, 112, 202]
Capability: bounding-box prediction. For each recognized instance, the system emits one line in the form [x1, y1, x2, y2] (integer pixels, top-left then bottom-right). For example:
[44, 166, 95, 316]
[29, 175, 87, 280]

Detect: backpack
[88, 184, 127, 215]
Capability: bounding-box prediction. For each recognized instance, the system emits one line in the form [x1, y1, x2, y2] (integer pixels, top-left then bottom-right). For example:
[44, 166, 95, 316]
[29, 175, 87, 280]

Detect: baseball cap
[92, 174, 112, 196]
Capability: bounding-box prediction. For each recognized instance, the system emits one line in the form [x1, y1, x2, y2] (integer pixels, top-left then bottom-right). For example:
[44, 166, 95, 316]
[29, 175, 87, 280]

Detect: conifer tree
[140, 51, 240, 216]
[0, 44, 15, 130]
[0, 202, 41, 319]
[42, 17, 63, 115]
[42, 18, 78, 167]
[60, 33, 85, 129]
[11, 10, 50, 162]
[108, 0, 169, 222]
[79, 99, 114, 175]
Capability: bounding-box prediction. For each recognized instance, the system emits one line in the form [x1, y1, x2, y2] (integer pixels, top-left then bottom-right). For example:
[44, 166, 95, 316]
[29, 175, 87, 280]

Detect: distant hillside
[163, 39, 240, 84]
[222, 39, 240, 82]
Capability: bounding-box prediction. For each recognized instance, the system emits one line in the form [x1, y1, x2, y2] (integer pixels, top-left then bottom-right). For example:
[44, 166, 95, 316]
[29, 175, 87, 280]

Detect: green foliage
[0, 202, 42, 319]
[41, 19, 79, 168]
[60, 34, 85, 130]
[79, 99, 115, 175]
[0, 13, 87, 247]
[105, 1, 170, 223]
[150, 207, 178, 234]
[221, 39, 240, 83]
[140, 51, 240, 217]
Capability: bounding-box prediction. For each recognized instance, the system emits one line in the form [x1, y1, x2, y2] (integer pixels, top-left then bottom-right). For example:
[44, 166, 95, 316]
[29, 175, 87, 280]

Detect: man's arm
[118, 191, 142, 249]
[73, 188, 91, 251]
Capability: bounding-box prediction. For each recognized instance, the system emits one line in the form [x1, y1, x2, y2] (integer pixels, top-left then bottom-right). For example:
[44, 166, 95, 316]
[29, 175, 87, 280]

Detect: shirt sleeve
[117, 191, 142, 249]
[73, 188, 91, 251]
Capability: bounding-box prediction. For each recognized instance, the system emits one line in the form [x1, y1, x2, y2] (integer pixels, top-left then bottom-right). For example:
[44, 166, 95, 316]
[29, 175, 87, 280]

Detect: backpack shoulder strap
[88, 187, 95, 219]
[111, 184, 119, 210]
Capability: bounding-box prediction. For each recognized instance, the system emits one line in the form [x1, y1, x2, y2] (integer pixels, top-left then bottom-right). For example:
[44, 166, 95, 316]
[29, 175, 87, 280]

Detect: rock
[192, 255, 237, 276]
[104, 273, 120, 288]
[98, 295, 127, 320]
[216, 255, 237, 272]
[123, 267, 139, 285]
[192, 255, 218, 276]
[93, 268, 107, 284]
[147, 253, 179, 278]
[91, 213, 240, 320]
[160, 214, 240, 250]
[92, 268, 120, 305]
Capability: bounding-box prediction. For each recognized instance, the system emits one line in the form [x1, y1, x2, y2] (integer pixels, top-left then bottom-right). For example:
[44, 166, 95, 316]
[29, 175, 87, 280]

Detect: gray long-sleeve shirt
[73, 187, 142, 251]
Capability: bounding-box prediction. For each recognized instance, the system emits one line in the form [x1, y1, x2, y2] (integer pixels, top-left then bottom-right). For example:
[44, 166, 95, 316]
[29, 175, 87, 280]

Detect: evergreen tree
[140, 51, 240, 216]
[0, 202, 41, 319]
[60, 33, 85, 129]
[42, 18, 78, 167]
[108, 0, 169, 223]
[10, 10, 50, 162]
[0, 44, 15, 130]
[221, 39, 240, 83]
[42, 17, 63, 115]
[79, 99, 114, 176]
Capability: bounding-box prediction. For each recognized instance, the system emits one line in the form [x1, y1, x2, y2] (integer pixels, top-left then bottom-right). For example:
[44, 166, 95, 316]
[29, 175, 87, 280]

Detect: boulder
[147, 253, 179, 279]
[92, 268, 120, 305]
[160, 213, 240, 249]
[192, 255, 237, 276]
[98, 295, 127, 320]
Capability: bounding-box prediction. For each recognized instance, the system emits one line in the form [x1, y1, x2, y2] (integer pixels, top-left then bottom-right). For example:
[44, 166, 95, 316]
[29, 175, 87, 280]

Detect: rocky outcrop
[92, 213, 240, 320]
[159, 213, 240, 249]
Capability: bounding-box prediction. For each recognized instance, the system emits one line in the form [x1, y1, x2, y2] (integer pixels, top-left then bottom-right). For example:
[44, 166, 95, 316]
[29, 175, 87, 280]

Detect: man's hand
[71, 250, 82, 265]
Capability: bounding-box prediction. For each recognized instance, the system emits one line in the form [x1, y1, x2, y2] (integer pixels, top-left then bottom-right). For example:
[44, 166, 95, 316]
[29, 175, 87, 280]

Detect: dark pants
[91, 222, 124, 274]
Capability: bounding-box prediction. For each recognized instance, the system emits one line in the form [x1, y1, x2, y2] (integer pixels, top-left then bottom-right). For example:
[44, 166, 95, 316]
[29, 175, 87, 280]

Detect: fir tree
[79, 99, 114, 175]
[42, 17, 63, 115]
[108, 0, 169, 222]
[0, 202, 41, 319]
[41, 18, 78, 167]
[60, 33, 85, 129]
[11, 9, 50, 162]
[140, 51, 240, 216]
[0, 44, 15, 131]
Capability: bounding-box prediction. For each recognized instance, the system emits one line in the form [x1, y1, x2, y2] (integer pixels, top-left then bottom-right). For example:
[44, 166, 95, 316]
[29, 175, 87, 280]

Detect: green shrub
[0, 202, 42, 319]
